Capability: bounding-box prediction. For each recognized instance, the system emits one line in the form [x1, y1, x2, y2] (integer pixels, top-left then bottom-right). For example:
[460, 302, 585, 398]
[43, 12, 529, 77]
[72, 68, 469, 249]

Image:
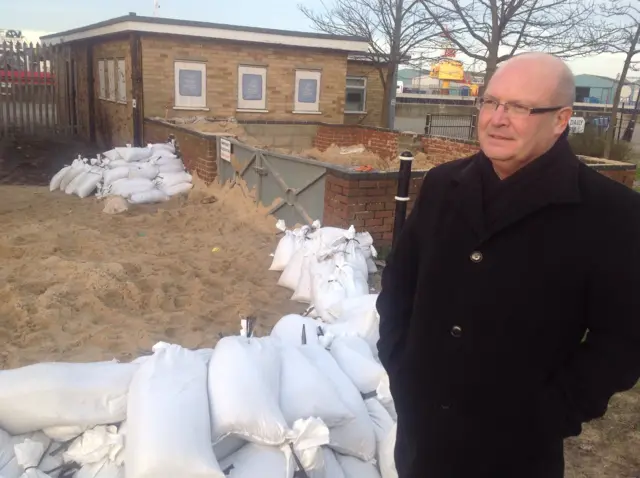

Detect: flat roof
[41, 14, 370, 53]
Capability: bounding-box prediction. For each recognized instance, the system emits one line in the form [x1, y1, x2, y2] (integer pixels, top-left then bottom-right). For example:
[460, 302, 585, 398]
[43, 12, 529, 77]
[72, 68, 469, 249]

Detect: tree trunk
[381, 66, 396, 129]
[604, 23, 640, 159]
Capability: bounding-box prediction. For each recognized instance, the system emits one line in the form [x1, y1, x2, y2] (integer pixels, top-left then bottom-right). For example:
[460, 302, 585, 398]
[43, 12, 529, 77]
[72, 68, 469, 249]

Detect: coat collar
[451, 138, 581, 243]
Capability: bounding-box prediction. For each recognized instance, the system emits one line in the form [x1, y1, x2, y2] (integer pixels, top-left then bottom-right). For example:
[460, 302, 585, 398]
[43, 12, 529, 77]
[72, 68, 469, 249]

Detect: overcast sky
[2, 0, 630, 80]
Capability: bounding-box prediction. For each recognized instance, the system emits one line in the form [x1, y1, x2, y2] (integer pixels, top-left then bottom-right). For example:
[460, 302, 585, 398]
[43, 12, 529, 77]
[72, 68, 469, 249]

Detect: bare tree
[592, 2, 640, 159]
[420, 0, 606, 85]
[300, 0, 444, 128]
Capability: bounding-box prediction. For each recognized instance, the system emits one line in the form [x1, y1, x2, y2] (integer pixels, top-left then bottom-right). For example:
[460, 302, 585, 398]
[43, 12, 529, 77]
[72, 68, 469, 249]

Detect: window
[116, 58, 126, 103]
[98, 60, 106, 99]
[107, 59, 116, 101]
[238, 65, 267, 111]
[345, 76, 367, 113]
[174, 61, 207, 109]
[294, 70, 321, 113]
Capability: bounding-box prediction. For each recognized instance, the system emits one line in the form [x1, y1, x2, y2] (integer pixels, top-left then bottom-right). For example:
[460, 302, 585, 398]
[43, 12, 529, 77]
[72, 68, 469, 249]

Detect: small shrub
[568, 126, 634, 163]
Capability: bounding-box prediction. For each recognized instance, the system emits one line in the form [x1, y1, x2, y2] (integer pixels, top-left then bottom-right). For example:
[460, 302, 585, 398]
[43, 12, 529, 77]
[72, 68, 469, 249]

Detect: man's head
[477, 53, 574, 177]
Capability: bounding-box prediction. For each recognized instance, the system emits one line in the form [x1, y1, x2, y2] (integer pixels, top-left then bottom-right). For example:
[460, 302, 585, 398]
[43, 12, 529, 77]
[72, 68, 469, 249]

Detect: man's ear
[555, 107, 573, 135]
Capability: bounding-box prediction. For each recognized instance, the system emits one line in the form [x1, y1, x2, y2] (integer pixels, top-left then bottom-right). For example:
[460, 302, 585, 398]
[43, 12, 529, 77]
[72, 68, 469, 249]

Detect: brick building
[41, 14, 371, 148]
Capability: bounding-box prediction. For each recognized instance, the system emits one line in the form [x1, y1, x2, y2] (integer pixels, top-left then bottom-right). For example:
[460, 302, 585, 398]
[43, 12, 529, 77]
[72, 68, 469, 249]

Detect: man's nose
[490, 104, 509, 126]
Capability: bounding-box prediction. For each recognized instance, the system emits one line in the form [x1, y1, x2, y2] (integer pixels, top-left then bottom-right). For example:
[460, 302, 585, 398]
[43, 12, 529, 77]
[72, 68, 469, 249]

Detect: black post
[392, 150, 414, 247]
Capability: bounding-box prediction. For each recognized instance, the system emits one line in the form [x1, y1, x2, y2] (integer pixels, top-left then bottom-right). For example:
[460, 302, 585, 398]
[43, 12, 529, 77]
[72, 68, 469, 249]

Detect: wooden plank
[10, 42, 18, 134]
[0, 41, 7, 137]
[86, 42, 96, 143]
[16, 41, 25, 134]
[25, 42, 33, 134]
[130, 33, 144, 146]
[42, 43, 51, 132]
[35, 43, 43, 134]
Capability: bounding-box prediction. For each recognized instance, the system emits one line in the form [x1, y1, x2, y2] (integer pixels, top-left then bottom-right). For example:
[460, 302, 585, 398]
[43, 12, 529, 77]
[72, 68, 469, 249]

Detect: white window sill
[345, 111, 367, 115]
[236, 109, 269, 113]
[293, 111, 323, 115]
[173, 106, 210, 111]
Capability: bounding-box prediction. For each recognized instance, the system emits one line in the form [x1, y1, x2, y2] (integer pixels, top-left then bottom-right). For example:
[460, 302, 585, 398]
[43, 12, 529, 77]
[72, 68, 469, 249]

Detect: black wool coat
[376, 138, 640, 478]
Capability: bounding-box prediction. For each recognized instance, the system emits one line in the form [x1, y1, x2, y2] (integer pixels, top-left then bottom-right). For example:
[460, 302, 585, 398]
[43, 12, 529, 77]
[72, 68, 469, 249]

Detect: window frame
[174, 60, 208, 110]
[116, 58, 127, 104]
[294, 69, 322, 114]
[106, 59, 116, 101]
[345, 76, 367, 114]
[98, 60, 106, 99]
[237, 65, 268, 112]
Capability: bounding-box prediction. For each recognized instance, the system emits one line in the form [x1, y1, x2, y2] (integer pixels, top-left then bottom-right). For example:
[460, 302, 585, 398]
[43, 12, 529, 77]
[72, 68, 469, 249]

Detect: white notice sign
[569, 117, 585, 134]
[220, 138, 231, 162]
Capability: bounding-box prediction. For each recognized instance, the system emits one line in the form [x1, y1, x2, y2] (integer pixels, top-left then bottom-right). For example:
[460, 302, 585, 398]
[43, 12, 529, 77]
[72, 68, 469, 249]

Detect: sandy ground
[0, 178, 304, 369]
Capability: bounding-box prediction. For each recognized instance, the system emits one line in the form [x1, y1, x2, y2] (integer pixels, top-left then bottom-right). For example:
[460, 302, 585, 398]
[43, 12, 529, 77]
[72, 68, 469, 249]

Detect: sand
[0, 179, 304, 369]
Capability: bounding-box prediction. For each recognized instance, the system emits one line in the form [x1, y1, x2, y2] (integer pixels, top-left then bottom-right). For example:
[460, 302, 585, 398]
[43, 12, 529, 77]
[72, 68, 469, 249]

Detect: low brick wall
[422, 136, 480, 164]
[313, 124, 400, 160]
[143, 119, 218, 184]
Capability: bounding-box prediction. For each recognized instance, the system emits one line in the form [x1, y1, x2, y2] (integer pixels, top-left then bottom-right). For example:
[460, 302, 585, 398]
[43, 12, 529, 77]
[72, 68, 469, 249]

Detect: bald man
[377, 53, 640, 478]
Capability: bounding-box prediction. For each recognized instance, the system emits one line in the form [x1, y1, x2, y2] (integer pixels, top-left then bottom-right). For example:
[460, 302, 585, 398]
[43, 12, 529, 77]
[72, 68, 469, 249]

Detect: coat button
[451, 325, 463, 338]
[470, 251, 483, 263]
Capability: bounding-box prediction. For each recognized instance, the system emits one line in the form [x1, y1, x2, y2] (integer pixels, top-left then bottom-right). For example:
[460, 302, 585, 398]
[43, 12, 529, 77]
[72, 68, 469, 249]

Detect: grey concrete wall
[395, 103, 477, 134]
[242, 123, 318, 150]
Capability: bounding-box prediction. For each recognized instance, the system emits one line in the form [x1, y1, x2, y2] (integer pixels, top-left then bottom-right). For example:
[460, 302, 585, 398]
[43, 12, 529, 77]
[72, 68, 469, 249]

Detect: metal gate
[217, 137, 327, 226]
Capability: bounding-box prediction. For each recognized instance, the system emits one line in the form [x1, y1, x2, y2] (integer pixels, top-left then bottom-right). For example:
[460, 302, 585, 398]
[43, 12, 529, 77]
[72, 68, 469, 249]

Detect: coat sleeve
[544, 196, 640, 437]
[376, 173, 429, 373]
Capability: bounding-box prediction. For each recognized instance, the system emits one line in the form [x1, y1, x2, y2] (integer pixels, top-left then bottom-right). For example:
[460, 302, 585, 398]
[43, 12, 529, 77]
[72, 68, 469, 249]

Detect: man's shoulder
[578, 162, 640, 212]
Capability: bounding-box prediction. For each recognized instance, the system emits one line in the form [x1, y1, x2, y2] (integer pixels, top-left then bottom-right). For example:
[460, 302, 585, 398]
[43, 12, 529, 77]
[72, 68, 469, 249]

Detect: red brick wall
[143, 119, 218, 184]
[421, 136, 480, 164]
[314, 124, 399, 160]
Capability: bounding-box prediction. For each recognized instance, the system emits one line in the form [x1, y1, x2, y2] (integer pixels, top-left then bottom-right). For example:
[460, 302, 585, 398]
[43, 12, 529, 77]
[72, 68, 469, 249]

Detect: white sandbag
[292, 253, 336, 305]
[376, 374, 397, 421]
[322, 448, 346, 478]
[334, 259, 369, 299]
[151, 154, 179, 164]
[366, 257, 378, 274]
[49, 166, 71, 191]
[103, 167, 130, 187]
[128, 189, 170, 205]
[108, 178, 155, 199]
[107, 159, 129, 169]
[336, 454, 381, 478]
[149, 142, 176, 155]
[279, 345, 353, 428]
[155, 171, 192, 188]
[299, 346, 376, 461]
[58, 161, 85, 191]
[325, 295, 380, 357]
[209, 337, 289, 446]
[0, 361, 138, 435]
[76, 460, 123, 478]
[278, 248, 305, 291]
[311, 273, 347, 323]
[42, 425, 88, 442]
[213, 436, 247, 462]
[364, 398, 395, 457]
[159, 182, 193, 197]
[128, 163, 159, 180]
[13, 437, 49, 478]
[157, 160, 185, 174]
[77, 171, 103, 199]
[101, 149, 121, 162]
[270, 315, 326, 347]
[64, 170, 89, 195]
[329, 336, 385, 395]
[269, 221, 296, 272]
[379, 423, 397, 478]
[220, 444, 286, 478]
[63, 425, 123, 467]
[114, 146, 152, 163]
[127, 344, 223, 478]
[0, 428, 18, 477]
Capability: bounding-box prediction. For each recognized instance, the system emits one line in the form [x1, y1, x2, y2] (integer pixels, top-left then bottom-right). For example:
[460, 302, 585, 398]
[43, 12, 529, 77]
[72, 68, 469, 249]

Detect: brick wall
[421, 136, 480, 164]
[92, 37, 134, 149]
[144, 119, 218, 184]
[140, 34, 347, 123]
[314, 124, 399, 160]
[344, 61, 385, 128]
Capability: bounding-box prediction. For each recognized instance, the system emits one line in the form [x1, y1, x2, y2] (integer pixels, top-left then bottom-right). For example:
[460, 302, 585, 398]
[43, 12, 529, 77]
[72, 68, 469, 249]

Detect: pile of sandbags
[0, 326, 397, 478]
[269, 220, 378, 321]
[49, 142, 194, 205]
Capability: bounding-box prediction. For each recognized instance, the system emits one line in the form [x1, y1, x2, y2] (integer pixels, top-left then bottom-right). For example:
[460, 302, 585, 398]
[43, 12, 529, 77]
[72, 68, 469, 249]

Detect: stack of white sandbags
[269, 220, 378, 321]
[49, 142, 194, 205]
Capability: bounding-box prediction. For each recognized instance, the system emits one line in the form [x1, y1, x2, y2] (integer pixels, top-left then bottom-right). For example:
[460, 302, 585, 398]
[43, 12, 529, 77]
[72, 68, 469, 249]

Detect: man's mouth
[488, 134, 513, 141]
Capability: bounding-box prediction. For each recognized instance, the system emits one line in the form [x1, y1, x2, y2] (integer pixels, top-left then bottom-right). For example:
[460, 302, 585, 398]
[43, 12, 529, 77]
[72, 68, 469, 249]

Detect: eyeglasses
[476, 97, 565, 117]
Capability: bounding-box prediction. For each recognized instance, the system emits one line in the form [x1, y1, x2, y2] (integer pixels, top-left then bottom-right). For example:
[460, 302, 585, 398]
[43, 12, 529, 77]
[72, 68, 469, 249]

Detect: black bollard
[392, 151, 414, 247]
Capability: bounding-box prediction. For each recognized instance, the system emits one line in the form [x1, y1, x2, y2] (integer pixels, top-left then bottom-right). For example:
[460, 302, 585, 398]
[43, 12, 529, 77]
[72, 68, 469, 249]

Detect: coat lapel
[450, 139, 582, 245]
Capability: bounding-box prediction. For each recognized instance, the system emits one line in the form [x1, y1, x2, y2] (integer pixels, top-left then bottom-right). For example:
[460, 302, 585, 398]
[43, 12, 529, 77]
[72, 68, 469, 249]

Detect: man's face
[478, 62, 572, 169]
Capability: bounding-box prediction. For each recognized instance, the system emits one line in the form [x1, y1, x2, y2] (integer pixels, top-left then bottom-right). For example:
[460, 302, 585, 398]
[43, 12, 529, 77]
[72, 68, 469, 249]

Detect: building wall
[92, 37, 133, 149]
[345, 61, 385, 127]
[140, 34, 348, 123]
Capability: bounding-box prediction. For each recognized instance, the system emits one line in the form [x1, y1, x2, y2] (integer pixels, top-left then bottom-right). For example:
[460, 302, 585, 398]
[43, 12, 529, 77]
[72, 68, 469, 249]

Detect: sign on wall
[220, 138, 232, 162]
[569, 117, 585, 134]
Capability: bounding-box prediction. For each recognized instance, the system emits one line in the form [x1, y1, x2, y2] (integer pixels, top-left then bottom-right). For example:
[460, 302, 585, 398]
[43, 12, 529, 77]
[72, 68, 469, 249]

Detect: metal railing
[425, 114, 477, 141]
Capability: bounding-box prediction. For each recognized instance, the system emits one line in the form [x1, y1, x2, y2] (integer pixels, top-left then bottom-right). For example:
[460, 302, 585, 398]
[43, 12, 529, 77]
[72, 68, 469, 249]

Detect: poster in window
[98, 60, 106, 98]
[242, 74, 263, 101]
[117, 59, 126, 103]
[179, 69, 203, 97]
[107, 59, 116, 101]
[298, 79, 318, 103]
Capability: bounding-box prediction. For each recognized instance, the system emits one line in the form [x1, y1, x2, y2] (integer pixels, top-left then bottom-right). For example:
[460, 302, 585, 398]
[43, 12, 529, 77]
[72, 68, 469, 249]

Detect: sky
[0, 0, 630, 80]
